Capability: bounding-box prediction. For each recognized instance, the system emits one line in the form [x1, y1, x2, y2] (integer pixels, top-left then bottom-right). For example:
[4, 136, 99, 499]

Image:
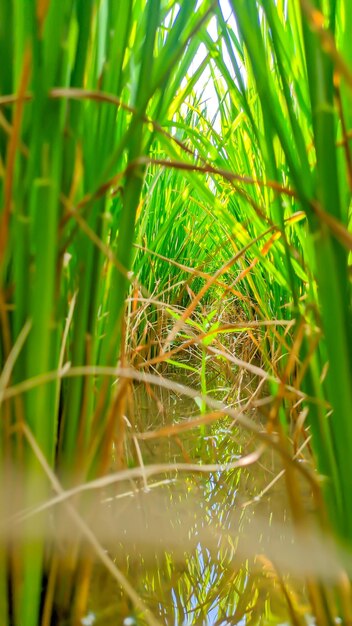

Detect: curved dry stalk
[1, 364, 323, 494]
[1, 364, 281, 435]
[132, 156, 298, 198]
[10, 448, 264, 527]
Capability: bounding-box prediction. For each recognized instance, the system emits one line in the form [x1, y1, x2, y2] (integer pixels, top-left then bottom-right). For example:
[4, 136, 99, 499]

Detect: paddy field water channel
[73, 370, 317, 626]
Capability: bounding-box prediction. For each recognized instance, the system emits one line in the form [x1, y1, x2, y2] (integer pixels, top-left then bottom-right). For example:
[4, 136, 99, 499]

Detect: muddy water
[80, 377, 313, 626]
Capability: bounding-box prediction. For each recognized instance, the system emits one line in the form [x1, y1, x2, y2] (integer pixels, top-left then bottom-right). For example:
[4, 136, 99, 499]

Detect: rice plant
[0, 0, 352, 624]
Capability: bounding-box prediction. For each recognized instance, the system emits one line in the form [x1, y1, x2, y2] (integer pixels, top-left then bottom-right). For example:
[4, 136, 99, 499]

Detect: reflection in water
[82, 380, 311, 626]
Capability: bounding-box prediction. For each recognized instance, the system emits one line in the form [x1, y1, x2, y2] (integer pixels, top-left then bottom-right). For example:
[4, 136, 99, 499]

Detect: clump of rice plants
[0, 0, 352, 624]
